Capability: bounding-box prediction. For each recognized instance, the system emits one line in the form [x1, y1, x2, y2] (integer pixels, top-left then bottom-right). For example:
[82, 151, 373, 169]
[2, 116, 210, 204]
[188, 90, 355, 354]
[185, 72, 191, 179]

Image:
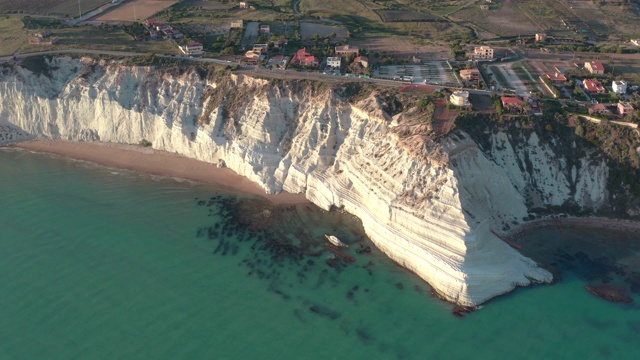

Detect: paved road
[293, 0, 302, 14]
[0, 49, 496, 95]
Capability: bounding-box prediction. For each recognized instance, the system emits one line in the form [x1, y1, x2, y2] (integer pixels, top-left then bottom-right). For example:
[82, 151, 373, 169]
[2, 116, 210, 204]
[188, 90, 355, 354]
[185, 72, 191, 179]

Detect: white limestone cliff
[0, 57, 612, 305]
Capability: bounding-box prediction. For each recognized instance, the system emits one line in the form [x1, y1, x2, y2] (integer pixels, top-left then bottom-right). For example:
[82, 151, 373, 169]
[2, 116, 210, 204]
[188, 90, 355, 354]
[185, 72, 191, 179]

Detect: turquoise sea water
[1, 148, 640, 359]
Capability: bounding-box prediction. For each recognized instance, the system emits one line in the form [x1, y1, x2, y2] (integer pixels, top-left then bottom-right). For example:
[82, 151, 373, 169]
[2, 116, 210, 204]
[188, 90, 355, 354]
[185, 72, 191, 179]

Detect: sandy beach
[509, 215, 640, 238]
[10, 141, 310, 205]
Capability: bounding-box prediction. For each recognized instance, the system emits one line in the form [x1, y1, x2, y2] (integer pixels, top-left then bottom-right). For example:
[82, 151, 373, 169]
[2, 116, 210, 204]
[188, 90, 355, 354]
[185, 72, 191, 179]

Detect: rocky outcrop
[0, 57, 614, 305]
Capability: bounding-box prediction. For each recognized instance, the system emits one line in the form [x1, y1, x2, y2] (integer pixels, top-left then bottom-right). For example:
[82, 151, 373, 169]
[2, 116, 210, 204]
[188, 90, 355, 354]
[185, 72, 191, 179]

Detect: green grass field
[0, 17, 31, 55]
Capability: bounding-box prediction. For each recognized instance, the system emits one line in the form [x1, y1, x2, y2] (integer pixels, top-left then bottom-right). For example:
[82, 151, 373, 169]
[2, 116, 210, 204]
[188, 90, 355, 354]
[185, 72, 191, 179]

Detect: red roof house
[583, 79, 606, 94]
[291, 48, 319, 67]
[585, 61, 605, 75]
[353, 55, 369, 68]
[501, 96, 526, 112]
[545, 72, 567, 83]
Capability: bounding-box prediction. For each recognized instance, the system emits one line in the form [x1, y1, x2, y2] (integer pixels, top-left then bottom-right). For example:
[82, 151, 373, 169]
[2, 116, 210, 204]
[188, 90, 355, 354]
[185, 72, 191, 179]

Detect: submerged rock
[585, 285, 633, 304]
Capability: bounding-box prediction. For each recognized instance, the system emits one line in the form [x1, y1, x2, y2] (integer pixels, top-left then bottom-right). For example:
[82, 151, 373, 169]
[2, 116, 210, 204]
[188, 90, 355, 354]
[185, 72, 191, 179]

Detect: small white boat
[324, 234, 349, 248]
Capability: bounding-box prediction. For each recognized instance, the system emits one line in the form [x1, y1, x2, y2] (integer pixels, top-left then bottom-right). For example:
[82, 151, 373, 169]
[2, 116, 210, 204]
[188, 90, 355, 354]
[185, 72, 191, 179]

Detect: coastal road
[0, 49, 495, 95]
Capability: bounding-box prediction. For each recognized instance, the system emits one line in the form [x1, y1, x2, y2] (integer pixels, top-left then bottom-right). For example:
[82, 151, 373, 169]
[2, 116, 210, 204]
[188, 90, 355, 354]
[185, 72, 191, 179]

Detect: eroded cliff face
[0, 57, 616, 305]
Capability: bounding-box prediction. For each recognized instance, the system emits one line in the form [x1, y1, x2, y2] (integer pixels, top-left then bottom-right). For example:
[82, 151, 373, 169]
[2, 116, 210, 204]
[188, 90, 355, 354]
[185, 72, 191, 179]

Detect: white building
[327, 57, 341, 68]
[473, 46, 494, 60]
[612, 80, 627, 95]
[180, 42, 204, 56]
[450, 91, 471, 107]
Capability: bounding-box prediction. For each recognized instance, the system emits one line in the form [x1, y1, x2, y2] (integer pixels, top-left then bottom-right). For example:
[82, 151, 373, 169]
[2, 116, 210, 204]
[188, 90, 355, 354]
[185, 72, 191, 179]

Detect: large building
[585, 61, 605, 75]
[501, 96, 526, 112]
[473, 46, 494, 60]
[327, 57, 341, 68]
[291, 48, 319, 67]
[180, 42, 204, 56]
[612, 80, 627, 95]
[618, 102, 634, 116]
[583, 79, 606, 94]
[335, 45, 359, 57]
[460, 69, 480, 81]
[353, 56, 369, 68]
[450, 91, 471, 107]
[545, 72, 568, 84]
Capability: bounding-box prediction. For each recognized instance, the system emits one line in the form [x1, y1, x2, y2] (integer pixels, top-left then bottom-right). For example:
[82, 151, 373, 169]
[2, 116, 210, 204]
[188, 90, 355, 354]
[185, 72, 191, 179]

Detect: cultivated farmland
[93, 0, 178, 22]
[0, 0, 108, 16]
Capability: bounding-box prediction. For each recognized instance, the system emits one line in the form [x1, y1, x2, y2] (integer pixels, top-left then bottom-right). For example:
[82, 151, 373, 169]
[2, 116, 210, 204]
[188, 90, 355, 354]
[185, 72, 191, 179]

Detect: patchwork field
[93, 0, 177, 22]
[0, 0, 108, 16]
[375, 10, 438, 23]
[300, 22, 348, 39]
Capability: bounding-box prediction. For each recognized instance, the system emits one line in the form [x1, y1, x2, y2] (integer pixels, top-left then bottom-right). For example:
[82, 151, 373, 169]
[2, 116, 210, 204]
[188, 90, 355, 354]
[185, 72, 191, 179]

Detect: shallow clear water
[1, 149, 640, 359]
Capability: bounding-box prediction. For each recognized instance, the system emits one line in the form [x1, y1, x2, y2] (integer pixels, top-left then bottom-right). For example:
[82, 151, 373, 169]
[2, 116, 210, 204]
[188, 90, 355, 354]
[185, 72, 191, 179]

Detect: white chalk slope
[0, 58, 610, 305]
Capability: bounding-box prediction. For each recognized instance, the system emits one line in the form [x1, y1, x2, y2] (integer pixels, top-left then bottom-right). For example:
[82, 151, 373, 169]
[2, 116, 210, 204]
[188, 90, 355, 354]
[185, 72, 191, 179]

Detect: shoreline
[508, 215, 640, 239]
[7, 140, 310, 205]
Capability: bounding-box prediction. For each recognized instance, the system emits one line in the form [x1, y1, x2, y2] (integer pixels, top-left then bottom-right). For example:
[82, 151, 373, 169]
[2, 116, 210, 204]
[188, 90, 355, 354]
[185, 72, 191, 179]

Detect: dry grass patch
[94, 0, 178, 22]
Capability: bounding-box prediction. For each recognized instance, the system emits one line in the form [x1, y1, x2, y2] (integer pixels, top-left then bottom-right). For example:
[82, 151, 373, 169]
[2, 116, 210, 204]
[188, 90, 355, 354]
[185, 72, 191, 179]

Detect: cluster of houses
[288, 44, 367, 71]
[589, 102, 635, 117]
[145, 18, 184, 41]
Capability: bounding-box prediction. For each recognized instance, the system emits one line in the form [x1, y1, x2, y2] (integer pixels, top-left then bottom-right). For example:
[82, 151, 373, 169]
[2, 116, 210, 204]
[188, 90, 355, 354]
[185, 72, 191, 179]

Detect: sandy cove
[10, 140, 310, 205]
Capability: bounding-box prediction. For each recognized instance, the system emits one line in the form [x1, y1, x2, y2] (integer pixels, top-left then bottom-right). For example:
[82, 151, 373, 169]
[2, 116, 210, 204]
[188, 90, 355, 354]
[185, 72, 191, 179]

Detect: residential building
[501, 96, 526, 112]
[273, 38, 288, 49]
[267, 55, 288, 69]
[588, 104, 610, 116]
[583, 79, 606, 94]
[34, 30, 51, 38]
[259, 25, 270, 34]
[335, 45, 359, 57]
[239, 1, 249, 9]
[253, 43, 268, 53]
[617, 102, 634, 116]
[460, 69, 480, 81]
[28, 36, 59, 45]
[353, 55, 369, 68]
[180, 42, 204, 56]
[327, 57, 341, 68]
[545, 72, 568, 84]
[473, 46, 494, 60]
[535, 33, 547, 42]
[149, 30, 157, 39]
[450, 91, 471, 107]
[231, 20, 243, 29]
[612, 80, 627, 95]
[291, 48, 319, 67]
[631, 39, 640, 46]
[585, 61, 605, 75]
[241, 50, 260, 65]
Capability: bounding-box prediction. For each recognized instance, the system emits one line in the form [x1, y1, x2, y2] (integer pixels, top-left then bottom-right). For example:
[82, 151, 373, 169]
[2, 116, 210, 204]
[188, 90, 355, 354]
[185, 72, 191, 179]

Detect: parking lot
[373, 62, 459, 86]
